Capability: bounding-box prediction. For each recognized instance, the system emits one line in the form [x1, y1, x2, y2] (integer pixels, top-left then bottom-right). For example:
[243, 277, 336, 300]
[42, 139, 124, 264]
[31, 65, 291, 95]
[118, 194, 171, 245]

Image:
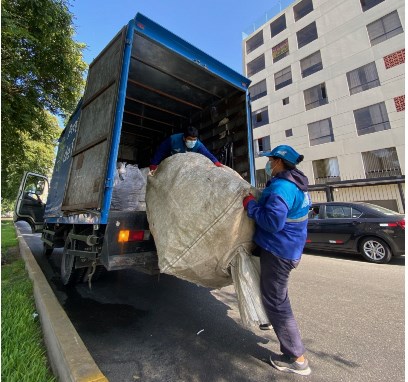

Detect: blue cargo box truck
[14, 13, 255, 286]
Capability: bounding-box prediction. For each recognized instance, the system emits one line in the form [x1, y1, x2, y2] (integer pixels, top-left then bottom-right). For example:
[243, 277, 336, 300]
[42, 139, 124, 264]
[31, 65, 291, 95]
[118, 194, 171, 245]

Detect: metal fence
[308, 176, 405, 213]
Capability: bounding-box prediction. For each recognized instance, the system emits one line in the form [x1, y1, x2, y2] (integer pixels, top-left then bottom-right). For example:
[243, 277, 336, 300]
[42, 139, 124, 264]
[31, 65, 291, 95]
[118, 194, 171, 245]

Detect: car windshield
[363, 203, 401, 216]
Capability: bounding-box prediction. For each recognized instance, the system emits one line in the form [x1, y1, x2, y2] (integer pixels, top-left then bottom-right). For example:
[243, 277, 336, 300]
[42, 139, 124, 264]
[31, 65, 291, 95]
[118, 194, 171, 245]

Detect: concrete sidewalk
[15, 225, 108, 382]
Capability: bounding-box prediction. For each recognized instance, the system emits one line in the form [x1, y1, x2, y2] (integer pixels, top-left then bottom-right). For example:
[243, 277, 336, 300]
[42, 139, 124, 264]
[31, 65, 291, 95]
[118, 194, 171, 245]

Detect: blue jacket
[151, 133, 218, 165]
[247, 169, 311, 261]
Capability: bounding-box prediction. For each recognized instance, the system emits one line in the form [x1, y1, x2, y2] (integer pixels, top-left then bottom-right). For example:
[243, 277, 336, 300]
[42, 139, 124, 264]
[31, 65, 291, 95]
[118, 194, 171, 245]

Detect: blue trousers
[259, 247, 306, 358]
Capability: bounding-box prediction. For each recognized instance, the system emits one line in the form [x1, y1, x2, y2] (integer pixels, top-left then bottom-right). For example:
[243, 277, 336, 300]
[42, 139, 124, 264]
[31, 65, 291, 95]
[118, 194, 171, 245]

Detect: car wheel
[61, 235, 85, 286]
[359, 237, 392, 264]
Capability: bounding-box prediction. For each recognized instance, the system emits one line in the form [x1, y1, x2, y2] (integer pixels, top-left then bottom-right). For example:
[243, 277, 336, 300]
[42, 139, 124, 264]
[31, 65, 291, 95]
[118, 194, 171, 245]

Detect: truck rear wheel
[61, 235, 85, 286]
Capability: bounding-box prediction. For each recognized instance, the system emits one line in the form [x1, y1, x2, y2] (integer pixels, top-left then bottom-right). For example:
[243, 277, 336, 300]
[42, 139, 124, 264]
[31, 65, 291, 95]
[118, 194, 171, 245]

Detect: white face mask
[185, 140, 197, 149]
[265, 161, 278, 177]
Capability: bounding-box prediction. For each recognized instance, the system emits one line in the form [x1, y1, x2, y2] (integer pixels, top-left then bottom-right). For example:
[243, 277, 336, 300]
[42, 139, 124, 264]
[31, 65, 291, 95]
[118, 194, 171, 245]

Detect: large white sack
[146, 153, 257, 289]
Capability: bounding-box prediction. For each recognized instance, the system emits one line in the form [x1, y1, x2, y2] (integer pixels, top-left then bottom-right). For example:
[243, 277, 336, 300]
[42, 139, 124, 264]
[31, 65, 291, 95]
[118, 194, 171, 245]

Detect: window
[312, 157, 340, 184]
[294, 0, 314, 21]
[249, 80, 267, 101]
[246, 54, 265, 77]
[272, 39, 289, 63]
[254, 136, 271, 157]
[360, 0, 385, 12]
[283, 97, 289, 105]
[300, 51, 323, 78]
[325, 206, 362, 219]
[285, 128, 293, 137]
[246, 31, 264, 54]
[297, 22, 318, 49]
[270, 14, 286, 38]
[367, 11, 403, 46]
[304, 83, 328, 110]
[252, 106, 269, 128]
[274, 66, 292, 90]
[362, 147, 401, 178]
[308, 118, 334, 146]
[347, 62, 380, 95]
[354, 102, 390, 136]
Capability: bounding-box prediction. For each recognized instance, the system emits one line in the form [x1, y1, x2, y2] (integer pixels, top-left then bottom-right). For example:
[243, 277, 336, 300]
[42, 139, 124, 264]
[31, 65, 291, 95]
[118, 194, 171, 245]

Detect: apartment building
[243, 0, 405, 212]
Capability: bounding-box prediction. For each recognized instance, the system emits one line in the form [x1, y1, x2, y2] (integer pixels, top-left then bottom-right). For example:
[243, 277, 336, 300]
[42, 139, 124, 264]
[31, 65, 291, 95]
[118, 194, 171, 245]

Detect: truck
[14, 13, 256, 286]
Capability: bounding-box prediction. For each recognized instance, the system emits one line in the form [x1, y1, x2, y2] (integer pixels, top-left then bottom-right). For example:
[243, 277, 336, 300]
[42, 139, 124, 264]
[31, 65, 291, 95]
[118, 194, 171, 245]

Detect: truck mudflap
[100, 211, 159, 273]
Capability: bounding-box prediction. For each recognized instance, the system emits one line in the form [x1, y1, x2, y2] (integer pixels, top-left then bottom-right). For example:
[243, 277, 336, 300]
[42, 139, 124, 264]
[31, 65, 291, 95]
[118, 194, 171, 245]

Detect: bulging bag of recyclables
[111, 162, 149, 211]
[146, 153, 269, 327]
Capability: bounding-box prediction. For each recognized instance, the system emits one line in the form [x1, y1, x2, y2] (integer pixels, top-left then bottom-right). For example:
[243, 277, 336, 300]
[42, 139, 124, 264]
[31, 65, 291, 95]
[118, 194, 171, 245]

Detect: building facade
[243, 0, 405, 212]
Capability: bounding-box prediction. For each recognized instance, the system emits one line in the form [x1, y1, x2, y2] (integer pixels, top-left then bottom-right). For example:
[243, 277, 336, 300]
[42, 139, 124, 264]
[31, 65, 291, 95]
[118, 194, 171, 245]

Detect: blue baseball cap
[260, 145, 303, 165]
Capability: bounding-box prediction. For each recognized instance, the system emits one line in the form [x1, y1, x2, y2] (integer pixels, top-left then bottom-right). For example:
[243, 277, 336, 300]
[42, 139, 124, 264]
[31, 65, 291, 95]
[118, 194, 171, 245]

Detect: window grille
[294, 0, 314, 21]
[367, 11, 403, 46]
[308, 118, 334, 146]
[300, 51, 323, 78]
[246, 54, 265, 77]
[304, 83, 328, 110]
[246, 31, 264, 54]
[354, 102, 390, 136]
[270, 14, 286, 38]
[297, 22, 318, 49]
[249, 80, 267, 101]
[362, 147, 401, 178]
[347, 62, 380, 95]
[274, 66, 292, 90]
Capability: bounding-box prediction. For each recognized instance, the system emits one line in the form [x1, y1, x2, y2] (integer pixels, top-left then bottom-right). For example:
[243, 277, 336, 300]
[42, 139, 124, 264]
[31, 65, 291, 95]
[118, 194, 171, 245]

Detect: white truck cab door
[14, 172, 49, 233]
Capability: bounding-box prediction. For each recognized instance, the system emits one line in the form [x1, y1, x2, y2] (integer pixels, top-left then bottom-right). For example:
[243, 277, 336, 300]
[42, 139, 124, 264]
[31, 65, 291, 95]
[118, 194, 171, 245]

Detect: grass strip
[1, 220, 56, 382]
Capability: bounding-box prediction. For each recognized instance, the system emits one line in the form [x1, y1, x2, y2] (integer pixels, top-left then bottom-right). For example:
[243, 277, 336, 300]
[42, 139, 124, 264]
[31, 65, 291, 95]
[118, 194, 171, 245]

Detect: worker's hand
[149, 164, 158, 171]
[214, 162, 223, 167]
[243, 194, 256, 210]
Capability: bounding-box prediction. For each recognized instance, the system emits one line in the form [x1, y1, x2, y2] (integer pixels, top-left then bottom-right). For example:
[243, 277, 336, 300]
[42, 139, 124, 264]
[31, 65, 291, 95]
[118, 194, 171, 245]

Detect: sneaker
[270, 354, 311, 376]
[259, 323, 273, 330]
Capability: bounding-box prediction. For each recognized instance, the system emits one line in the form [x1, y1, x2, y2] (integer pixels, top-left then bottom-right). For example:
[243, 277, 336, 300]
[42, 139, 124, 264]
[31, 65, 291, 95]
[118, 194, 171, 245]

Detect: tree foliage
[1, 0, 87, 207]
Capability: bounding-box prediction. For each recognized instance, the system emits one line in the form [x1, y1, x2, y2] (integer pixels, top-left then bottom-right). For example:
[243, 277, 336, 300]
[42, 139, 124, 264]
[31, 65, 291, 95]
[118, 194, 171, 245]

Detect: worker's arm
[151, 137, 172, 167]
[246, 193, 289, 233]
[197, 144, 221, 166]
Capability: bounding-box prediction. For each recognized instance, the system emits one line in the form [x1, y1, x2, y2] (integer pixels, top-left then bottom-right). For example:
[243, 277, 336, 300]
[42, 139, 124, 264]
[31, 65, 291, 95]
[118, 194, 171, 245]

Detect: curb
[15, 225, 108, 382]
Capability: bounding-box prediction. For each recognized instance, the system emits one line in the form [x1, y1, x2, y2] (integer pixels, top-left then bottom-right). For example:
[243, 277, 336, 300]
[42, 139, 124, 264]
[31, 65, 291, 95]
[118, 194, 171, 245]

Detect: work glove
[149, 164, 158, 171]
[243, 194, 256, 210]
[214, 162, 223, 167]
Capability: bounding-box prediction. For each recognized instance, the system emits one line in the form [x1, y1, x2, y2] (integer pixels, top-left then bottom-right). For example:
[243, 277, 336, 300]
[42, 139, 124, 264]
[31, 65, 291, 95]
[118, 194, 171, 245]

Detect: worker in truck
[243, 144, 312, 376]
[149, 126, 222, 171]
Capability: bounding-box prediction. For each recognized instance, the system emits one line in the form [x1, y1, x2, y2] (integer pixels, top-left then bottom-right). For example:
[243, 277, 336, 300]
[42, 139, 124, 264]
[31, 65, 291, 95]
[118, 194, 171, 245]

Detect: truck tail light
[118, 230, 149, 242]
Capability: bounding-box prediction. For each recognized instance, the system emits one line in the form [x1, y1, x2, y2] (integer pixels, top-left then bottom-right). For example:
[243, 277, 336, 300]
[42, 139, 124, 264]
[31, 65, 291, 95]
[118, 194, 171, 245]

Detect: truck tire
[61, 235, 85, 286]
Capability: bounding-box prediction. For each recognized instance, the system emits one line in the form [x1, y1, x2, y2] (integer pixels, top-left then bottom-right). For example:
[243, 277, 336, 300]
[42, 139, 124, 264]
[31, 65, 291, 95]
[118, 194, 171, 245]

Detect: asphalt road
[17, 221, 404, 382]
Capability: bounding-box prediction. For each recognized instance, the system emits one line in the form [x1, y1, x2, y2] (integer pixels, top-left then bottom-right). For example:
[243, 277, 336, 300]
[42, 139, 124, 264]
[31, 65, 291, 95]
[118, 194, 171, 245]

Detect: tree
[1, 0, 87, 208]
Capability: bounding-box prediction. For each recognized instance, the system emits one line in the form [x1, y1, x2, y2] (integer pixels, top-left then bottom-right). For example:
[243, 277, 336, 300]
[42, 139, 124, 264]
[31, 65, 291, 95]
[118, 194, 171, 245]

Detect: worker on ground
[149, 126, 222, 171]
[243, 144, 312, 376]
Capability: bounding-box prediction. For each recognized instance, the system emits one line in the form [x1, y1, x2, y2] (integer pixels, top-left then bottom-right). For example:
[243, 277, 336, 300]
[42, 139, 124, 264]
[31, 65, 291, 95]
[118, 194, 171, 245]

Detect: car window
[363, 203, 400, 216]
[351, 208, 363, 218]
[308, 206, 320, 219]
[326, 206, 352, 219]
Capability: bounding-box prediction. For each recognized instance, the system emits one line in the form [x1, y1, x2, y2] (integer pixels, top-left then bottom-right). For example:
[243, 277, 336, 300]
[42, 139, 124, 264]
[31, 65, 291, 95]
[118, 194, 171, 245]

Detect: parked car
[305, 202, 405, 264]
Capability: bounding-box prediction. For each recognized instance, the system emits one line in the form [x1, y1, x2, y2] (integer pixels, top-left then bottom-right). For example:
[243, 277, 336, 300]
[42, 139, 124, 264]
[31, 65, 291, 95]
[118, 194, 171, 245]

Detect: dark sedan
[305, 202, 405, 263]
